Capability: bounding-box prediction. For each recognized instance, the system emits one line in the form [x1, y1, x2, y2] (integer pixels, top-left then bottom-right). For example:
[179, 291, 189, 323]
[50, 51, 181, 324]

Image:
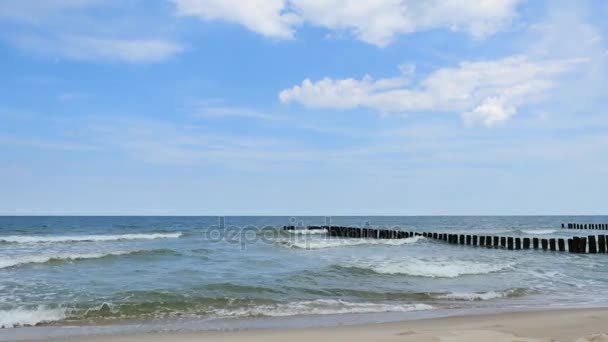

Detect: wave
[0, 233, 182, 244]
[284, 229, 327, 235]
[0, 307, 66, 329]
[433, 288, 527, 301]
[0, 249, 173, 269]
[520, 229, 557, 235]
[341, 257, 513, 278]
[279, 236, 424, 249]
[211, 300, 433, 318]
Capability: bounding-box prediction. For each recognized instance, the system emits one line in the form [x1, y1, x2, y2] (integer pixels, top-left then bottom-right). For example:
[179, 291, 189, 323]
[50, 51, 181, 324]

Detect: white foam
[435, 290, 513, 301]
[285, 229, 327, 235]
[213, 299, 433, 318]
[282, 236, 424, 249]
[0, 307, 66, 328]
[350, 257, 513, 278]
[0, 233, 183, 244]
[521, 229, 557, 235]
[0, 251, 135, 269]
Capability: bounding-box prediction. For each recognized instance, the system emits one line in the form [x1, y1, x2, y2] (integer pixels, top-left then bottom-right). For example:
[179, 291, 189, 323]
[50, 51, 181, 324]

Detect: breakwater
[284, 226, 608, 254]
[563, 223, 608, 230]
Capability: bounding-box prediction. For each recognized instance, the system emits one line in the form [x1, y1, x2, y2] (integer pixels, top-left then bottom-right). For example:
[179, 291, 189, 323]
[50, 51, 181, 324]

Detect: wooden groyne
[562, 223, 608, 230]
[283, 226, 608, 254]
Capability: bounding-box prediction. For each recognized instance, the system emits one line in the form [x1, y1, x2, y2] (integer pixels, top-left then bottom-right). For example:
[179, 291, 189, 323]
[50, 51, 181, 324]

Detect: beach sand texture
[33, 309, 608, 342]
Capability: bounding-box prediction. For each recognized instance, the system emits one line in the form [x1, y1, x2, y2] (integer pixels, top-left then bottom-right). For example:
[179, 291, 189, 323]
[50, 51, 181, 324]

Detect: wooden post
[599, 235, 606, 253]
[558, 239, 566, 252]
[466, 235, 472, 245]
[480, 236, 486, 246]
[515, 238, 521, 250]
[472, 235, 478, 246]
[549, 239, 556, 251]
[494, 236, 499, 248]
[508, 237, 514, 250]
[579, 237, 587, 253]
[459, 235, 465, 245]
[501, 237, 507, 248]
[541, 239, 548, 250]
[523, 238, 531, 249]
[589, 236, 597, 254]
[568, 238, 575, 253]
[533, 238, 539, 249]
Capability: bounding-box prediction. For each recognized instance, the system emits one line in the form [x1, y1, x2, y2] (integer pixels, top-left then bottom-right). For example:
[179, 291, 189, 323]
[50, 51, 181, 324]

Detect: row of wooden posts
[283, 226, 608, 254]
[563, 223, 608, 230]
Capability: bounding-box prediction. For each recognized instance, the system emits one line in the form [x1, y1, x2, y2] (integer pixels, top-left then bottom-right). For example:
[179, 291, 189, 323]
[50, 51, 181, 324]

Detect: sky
[0, 0, 607, 216]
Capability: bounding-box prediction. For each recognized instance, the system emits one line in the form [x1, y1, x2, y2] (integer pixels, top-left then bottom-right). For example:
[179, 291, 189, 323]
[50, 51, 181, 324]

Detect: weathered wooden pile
[283, 225, 608, 254]
[562, 223, 608, 230]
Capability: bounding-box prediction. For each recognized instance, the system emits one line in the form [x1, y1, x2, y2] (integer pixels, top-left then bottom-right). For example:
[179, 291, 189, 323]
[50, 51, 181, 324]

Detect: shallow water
[1, 216, 607, 338]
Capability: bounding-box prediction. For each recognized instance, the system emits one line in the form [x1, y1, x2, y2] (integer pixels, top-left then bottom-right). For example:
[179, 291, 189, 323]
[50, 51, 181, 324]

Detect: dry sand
[30, 308, 608, 342]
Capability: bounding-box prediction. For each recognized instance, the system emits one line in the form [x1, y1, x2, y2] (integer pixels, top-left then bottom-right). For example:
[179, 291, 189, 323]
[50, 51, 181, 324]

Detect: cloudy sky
[1, 0, 607, 215]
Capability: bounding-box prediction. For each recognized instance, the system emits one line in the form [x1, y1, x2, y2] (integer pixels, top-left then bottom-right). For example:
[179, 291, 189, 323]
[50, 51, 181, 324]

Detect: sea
[1, 216, 608, 340]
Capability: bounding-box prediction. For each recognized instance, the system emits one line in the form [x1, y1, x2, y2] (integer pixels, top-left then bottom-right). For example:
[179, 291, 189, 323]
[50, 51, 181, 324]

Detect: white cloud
[16, 34, 184, 63]
[279, 56, 588, 126]
[173, 0, 299, 39]
[172, 0, 522, 46]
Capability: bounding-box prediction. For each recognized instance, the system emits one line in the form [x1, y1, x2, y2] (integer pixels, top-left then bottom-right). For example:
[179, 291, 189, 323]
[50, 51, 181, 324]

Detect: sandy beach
[26, 308, 607, 342]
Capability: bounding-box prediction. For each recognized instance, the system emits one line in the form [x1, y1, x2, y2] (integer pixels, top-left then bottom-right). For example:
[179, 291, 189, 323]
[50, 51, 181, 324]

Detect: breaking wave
[278, 236, 425, 249]
[0, 249, 174, 269]
[341, 257, 513, 278]
[0, 307, 66, 329]
[0, 233, 183, 244]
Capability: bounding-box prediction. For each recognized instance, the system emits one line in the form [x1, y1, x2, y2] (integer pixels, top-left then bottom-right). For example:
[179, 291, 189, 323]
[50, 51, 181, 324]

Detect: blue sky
[1, 0, 607, 215]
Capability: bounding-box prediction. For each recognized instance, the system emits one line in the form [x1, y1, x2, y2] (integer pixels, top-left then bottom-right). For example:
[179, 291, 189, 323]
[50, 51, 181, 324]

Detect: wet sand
[27, 308, 608, 342]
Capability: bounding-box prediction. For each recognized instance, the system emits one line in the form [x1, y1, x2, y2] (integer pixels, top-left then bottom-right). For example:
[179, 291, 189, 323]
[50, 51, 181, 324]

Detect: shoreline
[9, 307, 608, 342]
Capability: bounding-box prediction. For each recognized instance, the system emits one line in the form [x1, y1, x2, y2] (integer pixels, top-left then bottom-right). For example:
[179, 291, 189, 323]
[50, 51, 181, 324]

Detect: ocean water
[1, 216, 608, 339]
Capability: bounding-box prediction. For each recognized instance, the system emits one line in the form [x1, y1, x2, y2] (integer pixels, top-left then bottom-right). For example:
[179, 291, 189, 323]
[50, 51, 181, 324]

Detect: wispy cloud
[173, 0, 523, 46]
[1, 1, 184, 63]
[15, 34, 184, 63]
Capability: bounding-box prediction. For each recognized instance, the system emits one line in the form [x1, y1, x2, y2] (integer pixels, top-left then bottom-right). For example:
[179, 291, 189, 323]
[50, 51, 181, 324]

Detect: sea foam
[212, 299, 433, 318]
[0, 307, 66, 329]
[347, 257, 513, 278]
[520, 229, 557, 235]
[0, 232, 182, 244]
[434, 288, 525, 301]
[0, 250, 141, 269]
[280, 236, 425, 249]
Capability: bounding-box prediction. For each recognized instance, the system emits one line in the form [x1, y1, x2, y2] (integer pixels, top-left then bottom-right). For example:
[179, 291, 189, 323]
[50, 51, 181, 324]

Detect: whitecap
[521, 229, 557, 235]
[347, 257, 513, 278]
[0, 251, 136, 269]
[280, 236, 424, 249]
[0, 233, 183, 244]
